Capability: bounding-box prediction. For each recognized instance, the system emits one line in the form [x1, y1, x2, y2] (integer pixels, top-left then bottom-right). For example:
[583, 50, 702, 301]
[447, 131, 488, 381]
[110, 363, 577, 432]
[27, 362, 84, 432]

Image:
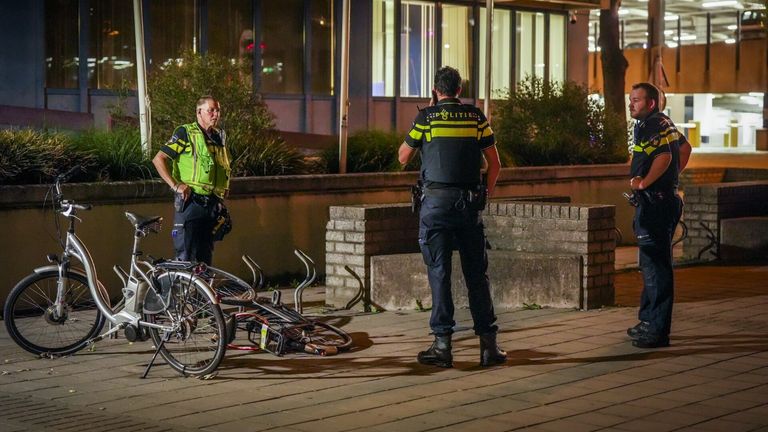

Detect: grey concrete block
[369, 251, 589, 310]
[720, 216, 768, 260]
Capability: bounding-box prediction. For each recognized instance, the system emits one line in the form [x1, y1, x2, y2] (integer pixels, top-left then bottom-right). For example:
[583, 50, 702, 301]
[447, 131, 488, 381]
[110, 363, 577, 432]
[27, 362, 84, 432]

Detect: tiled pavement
[1, 263, 767, 432]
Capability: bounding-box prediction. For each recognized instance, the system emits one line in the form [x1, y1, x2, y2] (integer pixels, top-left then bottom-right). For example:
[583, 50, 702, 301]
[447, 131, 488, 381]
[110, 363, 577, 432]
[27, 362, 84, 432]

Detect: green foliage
[522, 302, 543, 310]
[320, 129, 415, 173]
[148, 50, 305, 176]
[0, 129, 86, 185]
[68, 127, 154, 182]
[493, 76, 628, 166]
[0, 128, 156, 184]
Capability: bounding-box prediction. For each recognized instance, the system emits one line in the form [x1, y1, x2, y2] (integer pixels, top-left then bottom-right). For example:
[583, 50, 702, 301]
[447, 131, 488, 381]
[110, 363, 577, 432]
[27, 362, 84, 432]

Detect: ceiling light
[702, 1, 739, 8]
[725, 38, 736, 43]
[727, 24, 737, 30]
[665, 14, 679, 21]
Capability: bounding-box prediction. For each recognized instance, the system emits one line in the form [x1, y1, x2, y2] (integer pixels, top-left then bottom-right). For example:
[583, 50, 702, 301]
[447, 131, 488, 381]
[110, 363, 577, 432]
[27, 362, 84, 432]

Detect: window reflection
[150, 0, 197, 70]
[208, 0, 253, 83]
[441, 4, 474, 97]
[372, 0, 395, 97]
[401, 0, 434, 98]
[479, 8, 511, 99]
[261, 0, 303, 94]
[89, 0, 136, 90]
[311, 0, 334, 95]
[45, 0, 79, 89]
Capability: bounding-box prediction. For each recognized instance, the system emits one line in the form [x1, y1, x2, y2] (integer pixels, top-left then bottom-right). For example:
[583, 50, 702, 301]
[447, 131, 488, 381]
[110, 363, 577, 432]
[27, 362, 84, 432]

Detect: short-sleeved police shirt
[630, 112, 685, 192]
[404, 98, 495, 186]
[159, 123, 224, 161]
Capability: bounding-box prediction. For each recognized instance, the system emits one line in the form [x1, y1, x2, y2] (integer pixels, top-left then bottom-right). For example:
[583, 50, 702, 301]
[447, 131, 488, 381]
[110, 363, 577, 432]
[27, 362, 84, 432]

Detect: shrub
[320, 130, 416, 173]
[69, 127, 155, 181]
[493, 76, 628, 166]
[148, 50, 305, 176]
[0, 129, 87, 185]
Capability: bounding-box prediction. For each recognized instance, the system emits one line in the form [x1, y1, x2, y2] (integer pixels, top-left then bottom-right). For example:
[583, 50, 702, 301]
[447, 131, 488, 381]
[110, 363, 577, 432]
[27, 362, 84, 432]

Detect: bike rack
[293, 249, 316, 314]
[672, 220, 688, 248]
[697, 222, 720, 261]
[241, 255, 265, 290]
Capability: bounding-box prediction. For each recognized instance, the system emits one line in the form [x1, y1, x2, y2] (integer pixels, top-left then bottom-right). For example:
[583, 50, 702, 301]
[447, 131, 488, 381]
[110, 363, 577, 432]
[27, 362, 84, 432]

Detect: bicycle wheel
[4, 269, 105, 356]
[283, 319, 353, 356]
[145, 271, 226, 377]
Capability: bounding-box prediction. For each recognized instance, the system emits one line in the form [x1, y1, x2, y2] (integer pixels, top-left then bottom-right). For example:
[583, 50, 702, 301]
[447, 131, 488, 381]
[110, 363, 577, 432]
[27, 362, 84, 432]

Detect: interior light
[702, 1, 739, 8]
[725, 38, 736, 43]
[748, 92, 764, 97]
[666, 41, 679, 48]
[664, 14, 679, 21]
[727, 24, 737, 30]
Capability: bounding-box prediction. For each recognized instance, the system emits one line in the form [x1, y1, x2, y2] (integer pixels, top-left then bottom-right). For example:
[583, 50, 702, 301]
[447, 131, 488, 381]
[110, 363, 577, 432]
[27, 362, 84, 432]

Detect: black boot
[479, 333, 507, 367]
[417, 335, 453, 368]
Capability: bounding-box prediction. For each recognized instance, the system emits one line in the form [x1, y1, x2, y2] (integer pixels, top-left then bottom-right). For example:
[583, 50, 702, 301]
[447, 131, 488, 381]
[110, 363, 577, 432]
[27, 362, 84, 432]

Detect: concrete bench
[325, 200, 616, 311]
[370, 251, 582, 310]
[720, 216, 768, 260]
[683, 181, 768, 261]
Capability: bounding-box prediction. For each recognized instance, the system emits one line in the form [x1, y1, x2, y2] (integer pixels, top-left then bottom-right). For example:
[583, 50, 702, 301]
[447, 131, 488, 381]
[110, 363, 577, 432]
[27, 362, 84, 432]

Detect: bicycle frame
[48, 206, 219, 341]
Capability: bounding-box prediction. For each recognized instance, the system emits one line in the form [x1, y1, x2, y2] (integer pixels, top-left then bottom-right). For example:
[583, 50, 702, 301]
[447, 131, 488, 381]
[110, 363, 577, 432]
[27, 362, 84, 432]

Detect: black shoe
[627, 321, 650, 340]
[632, 333, 670, 348]
[479, 333, 507, 367]
[418, 335, 453, 368]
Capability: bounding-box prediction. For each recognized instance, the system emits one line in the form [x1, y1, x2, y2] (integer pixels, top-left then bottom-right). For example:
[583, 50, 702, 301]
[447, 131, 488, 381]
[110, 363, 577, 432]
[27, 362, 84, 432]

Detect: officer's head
[433, 66, 462, 98]
[629, 83, 660, 120]
[196, 96, 221, 130]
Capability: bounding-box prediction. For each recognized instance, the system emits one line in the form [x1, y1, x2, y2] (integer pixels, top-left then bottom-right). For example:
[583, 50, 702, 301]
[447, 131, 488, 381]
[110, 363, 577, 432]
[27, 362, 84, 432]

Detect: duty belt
[423, 187, 470, 199]
[190, 192, 219, 207]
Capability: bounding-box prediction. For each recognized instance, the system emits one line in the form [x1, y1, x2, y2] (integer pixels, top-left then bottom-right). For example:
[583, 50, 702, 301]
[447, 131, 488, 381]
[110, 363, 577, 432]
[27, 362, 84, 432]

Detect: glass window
[401, 0, 435, 98]
[516, 11, 545, 83]
[441, 4, 474, 98]
[311, 0, 334, 95]
[150, 0, 197, 70]
[549, 14, 566, 84]
[45, 0, 79, 89]
[208, 0, 253, 83]
[88, 0, 136, 90]
[261, 0, 303, 94]
[372, 0, 395, 97]
[478, 8, 511, 99]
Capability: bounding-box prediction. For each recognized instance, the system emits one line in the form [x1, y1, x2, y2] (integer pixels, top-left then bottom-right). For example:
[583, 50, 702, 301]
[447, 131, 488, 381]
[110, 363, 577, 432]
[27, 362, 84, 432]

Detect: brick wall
[484, 202, 616, 309]
[326, 198, 616, 310]
[683, 181, 768, 261]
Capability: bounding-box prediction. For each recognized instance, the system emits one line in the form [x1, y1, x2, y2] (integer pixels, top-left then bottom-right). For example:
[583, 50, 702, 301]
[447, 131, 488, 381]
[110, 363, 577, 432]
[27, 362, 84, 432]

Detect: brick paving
[1, 263, 767, 432]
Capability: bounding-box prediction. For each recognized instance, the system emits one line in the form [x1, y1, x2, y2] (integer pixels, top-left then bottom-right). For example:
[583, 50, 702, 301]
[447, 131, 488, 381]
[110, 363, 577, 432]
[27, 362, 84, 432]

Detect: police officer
[152, 95, 231, 265]
[398, 66, 506, 368]
[627, 83, 692, 348]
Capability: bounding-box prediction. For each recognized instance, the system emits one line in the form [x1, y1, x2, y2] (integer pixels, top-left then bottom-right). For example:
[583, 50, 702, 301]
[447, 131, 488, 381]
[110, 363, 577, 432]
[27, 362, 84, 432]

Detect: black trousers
[418, 194, 498, 337]
[633, 194, 684, 337]
[172, 194, 220, 265]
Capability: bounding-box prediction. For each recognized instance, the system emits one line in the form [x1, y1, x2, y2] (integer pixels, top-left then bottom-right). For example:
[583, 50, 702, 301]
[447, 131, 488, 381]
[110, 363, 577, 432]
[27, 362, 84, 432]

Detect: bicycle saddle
[125, 212, 163, 229]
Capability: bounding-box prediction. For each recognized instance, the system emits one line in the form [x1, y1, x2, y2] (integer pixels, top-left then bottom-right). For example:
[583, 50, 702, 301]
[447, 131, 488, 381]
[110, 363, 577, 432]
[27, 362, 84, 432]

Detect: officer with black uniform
[152, 95, 232, 265]
[627, 82, 692, 348]
[398, 66, 506, 368]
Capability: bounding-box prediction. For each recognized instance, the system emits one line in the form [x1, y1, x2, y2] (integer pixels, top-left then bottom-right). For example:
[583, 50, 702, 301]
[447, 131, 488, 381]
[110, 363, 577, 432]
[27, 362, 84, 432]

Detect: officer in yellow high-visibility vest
[152, 95, 231, 265]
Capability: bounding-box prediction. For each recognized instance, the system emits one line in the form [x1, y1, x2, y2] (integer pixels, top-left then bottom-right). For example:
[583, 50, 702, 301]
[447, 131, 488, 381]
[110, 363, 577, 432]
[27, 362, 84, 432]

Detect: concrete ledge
[720, 216, 768, 260]
[370, 251, 582, 310]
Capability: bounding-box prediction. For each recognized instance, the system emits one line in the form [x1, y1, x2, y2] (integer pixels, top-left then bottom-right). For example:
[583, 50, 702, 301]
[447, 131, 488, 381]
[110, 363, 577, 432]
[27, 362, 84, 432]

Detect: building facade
[0, 0, 595, 136]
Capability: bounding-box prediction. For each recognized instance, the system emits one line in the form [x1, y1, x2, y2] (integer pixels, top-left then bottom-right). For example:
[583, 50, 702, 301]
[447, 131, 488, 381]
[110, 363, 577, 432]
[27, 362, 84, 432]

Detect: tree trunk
[598, 0, 628, 123]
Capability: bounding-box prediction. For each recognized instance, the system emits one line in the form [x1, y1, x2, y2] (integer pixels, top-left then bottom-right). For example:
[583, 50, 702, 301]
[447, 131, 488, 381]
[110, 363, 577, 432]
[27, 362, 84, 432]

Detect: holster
[411, 180, 424, 214]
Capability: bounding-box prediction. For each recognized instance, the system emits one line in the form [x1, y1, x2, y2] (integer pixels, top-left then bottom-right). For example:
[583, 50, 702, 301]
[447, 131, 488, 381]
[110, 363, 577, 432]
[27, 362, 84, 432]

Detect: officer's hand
[177, 183, 191, 201]
[630, 176, 644, 190]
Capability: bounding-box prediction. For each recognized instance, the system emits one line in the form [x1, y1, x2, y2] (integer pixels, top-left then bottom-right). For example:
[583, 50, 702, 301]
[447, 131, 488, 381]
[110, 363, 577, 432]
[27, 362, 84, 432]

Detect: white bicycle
[3, 167, 227, 377]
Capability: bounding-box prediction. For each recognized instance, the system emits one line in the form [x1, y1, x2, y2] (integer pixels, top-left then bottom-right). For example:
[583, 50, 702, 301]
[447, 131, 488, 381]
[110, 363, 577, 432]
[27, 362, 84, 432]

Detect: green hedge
[493, 76, 628, 166]
[319, 130, 417, 173]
